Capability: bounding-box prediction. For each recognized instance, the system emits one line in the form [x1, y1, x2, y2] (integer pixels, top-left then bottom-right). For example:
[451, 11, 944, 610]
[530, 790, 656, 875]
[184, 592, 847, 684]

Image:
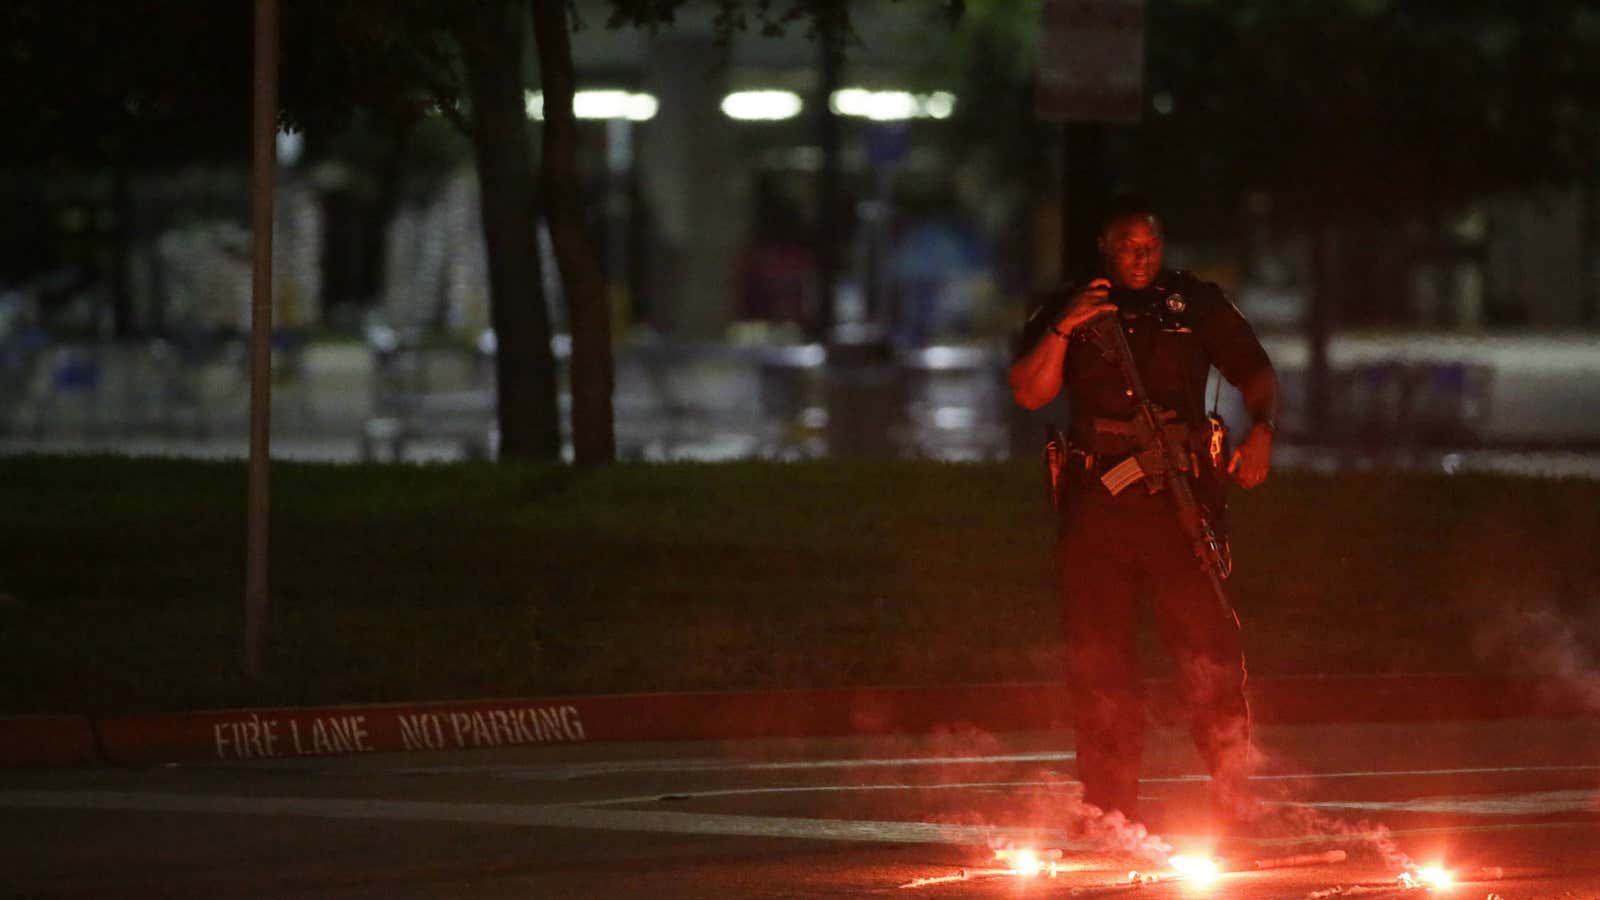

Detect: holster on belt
[1043, 424, 1067, 512]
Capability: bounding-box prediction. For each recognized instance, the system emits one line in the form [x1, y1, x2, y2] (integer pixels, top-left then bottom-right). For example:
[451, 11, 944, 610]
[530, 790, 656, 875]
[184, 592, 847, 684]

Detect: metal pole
[1059, 122, 1107, 284]
[814, 35, 841, 344]
[244, 0, 278, 682]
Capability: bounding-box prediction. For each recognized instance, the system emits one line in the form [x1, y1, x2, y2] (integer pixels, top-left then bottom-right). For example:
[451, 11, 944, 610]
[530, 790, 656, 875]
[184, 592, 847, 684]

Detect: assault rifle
[1085, 310, 1236, 619]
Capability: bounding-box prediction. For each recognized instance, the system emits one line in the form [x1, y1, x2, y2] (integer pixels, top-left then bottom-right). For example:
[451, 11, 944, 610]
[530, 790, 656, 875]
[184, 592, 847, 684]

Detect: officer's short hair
[1100, 194, 1163, 236]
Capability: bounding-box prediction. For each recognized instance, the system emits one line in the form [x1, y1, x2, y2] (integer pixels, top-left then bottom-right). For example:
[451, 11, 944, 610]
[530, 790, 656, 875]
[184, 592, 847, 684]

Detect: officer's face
[1098, 215, 1164, 290]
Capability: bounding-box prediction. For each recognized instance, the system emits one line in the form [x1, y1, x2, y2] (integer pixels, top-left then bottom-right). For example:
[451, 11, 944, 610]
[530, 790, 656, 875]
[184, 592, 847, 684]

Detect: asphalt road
[3, 717, 1598, 898]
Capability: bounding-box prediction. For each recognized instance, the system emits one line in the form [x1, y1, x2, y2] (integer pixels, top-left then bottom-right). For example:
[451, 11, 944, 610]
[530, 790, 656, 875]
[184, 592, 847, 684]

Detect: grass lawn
[1, 456, 1595, 715]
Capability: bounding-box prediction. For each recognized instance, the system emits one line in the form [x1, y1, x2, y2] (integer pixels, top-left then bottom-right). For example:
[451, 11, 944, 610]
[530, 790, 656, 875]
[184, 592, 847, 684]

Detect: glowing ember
[898, 870, 970, 889]
[1169, 854, 1221, 885]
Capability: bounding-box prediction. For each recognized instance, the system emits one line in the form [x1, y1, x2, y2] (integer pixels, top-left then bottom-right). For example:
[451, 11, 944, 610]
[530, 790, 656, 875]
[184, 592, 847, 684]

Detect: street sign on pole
[245, 0, 278, 683]
[1035, 0, 1146, 124]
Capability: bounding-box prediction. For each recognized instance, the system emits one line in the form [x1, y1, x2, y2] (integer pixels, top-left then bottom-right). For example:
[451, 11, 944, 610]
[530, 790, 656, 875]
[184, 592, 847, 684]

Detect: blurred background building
[1, 0, 1596, 472]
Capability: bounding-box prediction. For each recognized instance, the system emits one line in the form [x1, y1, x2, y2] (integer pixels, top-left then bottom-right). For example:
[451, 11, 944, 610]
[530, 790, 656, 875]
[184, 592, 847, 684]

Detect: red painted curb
[1246, 674, 1597, 724]
[94, 685, 1075, 766]
[25, 674, 1600, 768]
[0, 716, 98, 767]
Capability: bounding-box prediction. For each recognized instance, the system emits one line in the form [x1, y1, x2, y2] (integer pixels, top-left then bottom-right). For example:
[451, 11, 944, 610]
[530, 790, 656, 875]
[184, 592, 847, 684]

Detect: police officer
[1009, 196, 1280, 831]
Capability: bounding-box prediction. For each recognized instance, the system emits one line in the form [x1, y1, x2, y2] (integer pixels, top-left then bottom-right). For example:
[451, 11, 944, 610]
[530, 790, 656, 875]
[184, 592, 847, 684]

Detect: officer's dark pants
[1058, 481, 1252, 823]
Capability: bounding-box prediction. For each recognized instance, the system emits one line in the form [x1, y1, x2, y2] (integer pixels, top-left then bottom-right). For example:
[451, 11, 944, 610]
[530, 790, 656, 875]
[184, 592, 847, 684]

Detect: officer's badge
[1165, 293, 1187, 314]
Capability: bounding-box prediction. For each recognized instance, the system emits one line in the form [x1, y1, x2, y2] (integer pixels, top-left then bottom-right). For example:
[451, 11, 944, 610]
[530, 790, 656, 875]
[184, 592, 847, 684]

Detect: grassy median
[1, 455, 1595, 714]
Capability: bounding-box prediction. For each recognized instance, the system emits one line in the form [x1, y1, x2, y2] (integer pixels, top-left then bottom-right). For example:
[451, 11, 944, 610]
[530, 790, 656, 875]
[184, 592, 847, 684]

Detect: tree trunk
[458, 1, 561, 461]
[531, 0, 614, 466]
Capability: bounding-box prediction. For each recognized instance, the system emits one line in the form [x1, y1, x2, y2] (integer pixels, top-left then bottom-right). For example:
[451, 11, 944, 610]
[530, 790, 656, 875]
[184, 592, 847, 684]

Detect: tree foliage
[601, 0, 854, 45]
[885, 0, 1599, 235]
[0, 2, 254, 167]
[1140, 0, 1600, 228]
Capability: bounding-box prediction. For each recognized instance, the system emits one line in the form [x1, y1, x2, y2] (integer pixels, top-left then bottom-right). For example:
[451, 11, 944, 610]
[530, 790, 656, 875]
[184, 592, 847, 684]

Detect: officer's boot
[1074, 686, 1144, 823]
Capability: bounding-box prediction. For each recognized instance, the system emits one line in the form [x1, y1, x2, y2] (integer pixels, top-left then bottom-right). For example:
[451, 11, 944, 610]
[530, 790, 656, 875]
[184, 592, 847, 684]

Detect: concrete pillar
[637, 37, 747, 337]
[1488, 188, 1583, 326]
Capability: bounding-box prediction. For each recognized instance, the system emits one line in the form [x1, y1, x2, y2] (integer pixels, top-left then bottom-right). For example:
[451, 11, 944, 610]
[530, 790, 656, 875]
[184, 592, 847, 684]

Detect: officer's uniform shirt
[1021, 270, 1273, 430]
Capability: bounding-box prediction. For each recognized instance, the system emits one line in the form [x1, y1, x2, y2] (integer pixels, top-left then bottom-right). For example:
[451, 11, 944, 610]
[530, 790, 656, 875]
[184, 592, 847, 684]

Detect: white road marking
[359, 751, 1080, 780]
[580, 776, 1600, 810]
[0, 790, 1075, 847]
[249, 754, 1600, 786]
[1149, 763, 1600, 784]
[1, 786, 1595, 850]
[1300, 789, 1600, 816]
[589, 780, 1077, 806]
[582, 762, 1600, 807]
[1247, 819, 1600, 850]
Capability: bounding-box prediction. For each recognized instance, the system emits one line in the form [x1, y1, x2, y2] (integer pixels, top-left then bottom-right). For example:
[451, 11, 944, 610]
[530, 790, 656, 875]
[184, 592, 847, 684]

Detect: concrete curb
[0, 715, 99, 767]
[91, 685, 1072, 766]
[1247, 673, 1595, 724]
[3, 675, 1593, 768]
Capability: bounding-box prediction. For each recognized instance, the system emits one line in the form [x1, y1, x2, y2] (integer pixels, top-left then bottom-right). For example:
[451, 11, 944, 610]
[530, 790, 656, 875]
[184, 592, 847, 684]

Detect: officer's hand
[1227, 423, 1273, 489]
[1053, 278, 1117, 334]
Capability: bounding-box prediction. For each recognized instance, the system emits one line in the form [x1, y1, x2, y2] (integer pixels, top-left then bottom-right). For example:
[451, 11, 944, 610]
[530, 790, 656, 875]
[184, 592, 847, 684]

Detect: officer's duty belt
[1071, 416, 1198, 455]
[1067, 416, 1206, 495]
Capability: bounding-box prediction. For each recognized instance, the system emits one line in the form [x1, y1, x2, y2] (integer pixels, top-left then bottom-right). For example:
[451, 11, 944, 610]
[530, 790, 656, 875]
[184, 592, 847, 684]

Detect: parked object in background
[361, 321, 501, 462]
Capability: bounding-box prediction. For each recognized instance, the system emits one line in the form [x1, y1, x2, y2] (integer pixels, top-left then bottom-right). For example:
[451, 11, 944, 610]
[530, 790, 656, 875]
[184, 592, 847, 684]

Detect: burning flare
[1396, 864, 1455, 890]
[1168, 854, 1221, 886]
[1415, 865, 1454, 889]
[993, 847, 1062, 877]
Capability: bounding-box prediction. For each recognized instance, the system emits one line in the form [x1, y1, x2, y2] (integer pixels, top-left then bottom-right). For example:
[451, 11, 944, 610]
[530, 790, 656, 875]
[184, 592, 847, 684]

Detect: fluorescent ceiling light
[721, 90, 804, 121]
[830, 89, 957, 121]
[922, 91, 956, 119]
[525, 90, 658, 122]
